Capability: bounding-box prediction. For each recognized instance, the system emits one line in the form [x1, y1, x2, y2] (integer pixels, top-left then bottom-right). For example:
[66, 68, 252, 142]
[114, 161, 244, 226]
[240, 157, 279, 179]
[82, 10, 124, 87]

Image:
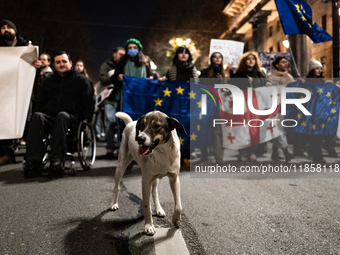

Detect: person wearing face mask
[112, 38, 150, 87]
[111, 39, 150, 157]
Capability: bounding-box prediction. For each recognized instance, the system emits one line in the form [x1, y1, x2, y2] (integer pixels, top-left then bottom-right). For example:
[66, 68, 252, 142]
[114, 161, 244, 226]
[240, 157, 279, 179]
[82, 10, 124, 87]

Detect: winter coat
[35, 69, 94, 122]
[230, 70, 266, 90]
[267, 69, 295, 86]
[0, 35, 28, 46]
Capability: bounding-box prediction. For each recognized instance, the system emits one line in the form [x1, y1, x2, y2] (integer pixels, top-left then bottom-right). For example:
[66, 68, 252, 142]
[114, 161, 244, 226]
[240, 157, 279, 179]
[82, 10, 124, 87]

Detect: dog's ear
[135, 115, 145, 141]
[167, 117, 187, 135]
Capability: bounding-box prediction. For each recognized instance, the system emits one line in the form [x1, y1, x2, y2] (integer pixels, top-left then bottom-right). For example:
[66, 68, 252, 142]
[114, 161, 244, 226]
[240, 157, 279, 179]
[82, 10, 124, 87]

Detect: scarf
[124, 59, 147, 78]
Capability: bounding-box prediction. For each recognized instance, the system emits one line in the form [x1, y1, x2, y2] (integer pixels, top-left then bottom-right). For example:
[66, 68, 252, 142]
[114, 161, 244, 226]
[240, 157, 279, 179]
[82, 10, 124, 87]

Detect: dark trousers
[26, 112, 77, 163]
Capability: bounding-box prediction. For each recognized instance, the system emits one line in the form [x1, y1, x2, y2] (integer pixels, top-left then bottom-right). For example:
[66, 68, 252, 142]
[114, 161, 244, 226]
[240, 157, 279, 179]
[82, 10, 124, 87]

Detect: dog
[109, 111, 187, 235]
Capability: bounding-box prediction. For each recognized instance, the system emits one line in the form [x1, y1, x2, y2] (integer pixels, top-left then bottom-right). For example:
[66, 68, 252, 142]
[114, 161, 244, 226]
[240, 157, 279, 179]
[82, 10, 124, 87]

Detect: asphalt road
[1, 141, 340, 254]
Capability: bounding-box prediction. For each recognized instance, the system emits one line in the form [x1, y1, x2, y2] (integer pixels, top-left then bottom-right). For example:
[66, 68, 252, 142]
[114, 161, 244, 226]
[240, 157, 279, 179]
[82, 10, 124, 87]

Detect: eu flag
[122, 76, 216, 150]
[274, 0, 332, 43]
[285, 81, 340, 135]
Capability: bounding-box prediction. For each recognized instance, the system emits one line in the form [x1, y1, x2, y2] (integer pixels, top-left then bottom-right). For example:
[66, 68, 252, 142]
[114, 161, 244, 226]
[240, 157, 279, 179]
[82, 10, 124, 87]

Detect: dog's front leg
[152, 179, 166, 217]
[168, 174, 182, 227]
[109, 155, 133, 211]
[142, 179, 156, 235]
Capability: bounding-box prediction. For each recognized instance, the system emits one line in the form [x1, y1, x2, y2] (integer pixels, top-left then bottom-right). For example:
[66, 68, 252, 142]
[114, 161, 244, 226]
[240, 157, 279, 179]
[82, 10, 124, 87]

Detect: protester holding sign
[0, 19, 40, 166]
[199, 52, 226, 164]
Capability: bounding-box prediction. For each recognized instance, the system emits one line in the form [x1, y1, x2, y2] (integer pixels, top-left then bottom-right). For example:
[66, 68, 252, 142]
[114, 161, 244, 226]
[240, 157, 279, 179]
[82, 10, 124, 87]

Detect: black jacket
[230, 71, 266, 90]
[0, 35, 29, 46]
[35, 69, 94, 122]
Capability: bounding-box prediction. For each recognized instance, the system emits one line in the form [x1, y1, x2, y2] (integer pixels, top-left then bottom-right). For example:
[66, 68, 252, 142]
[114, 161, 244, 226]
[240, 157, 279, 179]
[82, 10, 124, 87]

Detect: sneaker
[49, 160, 63, 178]
[50, 160, 62, 171]
[23, 160, 43, 178]
[101, 132, 106, 138]
[249, 153, 257, 162]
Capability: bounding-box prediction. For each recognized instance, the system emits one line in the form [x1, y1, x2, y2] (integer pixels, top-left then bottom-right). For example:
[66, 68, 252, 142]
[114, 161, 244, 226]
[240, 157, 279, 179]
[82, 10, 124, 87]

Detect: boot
[283, 148, 294, 163]
[271, 148, 283, 161]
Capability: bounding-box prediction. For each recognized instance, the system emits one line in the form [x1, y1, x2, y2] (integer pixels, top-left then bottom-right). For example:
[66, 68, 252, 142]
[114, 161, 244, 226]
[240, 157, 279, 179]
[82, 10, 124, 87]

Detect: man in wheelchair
[24, 51, 94, 176]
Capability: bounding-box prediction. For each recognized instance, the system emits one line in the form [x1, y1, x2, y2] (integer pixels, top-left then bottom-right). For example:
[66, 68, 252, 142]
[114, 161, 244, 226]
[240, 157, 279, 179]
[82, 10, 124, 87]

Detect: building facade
[221, 0, 334, 78]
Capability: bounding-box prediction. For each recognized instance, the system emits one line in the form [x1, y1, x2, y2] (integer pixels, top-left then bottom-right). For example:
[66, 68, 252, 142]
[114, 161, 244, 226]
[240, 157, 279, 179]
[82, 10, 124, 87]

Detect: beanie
[125, 38, 143, 51]
[308, 59, 322, 72]
[0, 20, 17, 34]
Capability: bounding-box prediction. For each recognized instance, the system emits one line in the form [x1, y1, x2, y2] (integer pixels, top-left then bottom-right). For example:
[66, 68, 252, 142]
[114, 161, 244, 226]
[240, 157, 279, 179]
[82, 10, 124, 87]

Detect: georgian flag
[218, 86, 285, 150]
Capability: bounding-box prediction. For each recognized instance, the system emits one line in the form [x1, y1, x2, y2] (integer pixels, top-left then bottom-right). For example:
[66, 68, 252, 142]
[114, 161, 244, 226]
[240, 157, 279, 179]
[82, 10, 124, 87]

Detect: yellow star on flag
[197, 100, 202, 108]
[163, 88, 172, 97]
[317, 88, 323, 94]
[302, 121, 307, 127]
[176, 86, 184, 95]
[179, 136, 184, 145]
[295, 4, 301, 13]
[328, 116, 332, 121]
[330, 100, 336, 105]
[190, 133, 197, 141]
[309, 90, 313, 95]
[312, 125, 316, 130]
[199, 113, 202, 120]
[197, 124, 200, 131]
[322, 123, 325, 128]
[297, 113, 302, 119]
[331, 108, 336, 114]
[327, 92, 331, 97]
[301, 16, 307, 22]
[188, 90, 196, 99]
[154, 97, 163, 106]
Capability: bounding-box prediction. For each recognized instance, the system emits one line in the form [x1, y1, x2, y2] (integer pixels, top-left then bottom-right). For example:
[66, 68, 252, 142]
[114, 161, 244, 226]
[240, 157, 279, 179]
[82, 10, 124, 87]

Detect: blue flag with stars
[285, 81, 340, 135]
[122, 76, 216, 150]
[274, 0, 332, 43]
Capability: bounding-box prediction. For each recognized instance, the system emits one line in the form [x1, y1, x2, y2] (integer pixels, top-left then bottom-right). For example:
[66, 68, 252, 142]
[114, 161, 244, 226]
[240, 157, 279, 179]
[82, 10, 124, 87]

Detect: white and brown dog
[109, 111, 187, 235]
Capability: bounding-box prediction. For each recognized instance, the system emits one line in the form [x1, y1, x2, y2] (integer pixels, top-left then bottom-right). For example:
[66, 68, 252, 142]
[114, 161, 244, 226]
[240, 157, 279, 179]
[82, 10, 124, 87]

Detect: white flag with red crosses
[218, 86, 285, 150]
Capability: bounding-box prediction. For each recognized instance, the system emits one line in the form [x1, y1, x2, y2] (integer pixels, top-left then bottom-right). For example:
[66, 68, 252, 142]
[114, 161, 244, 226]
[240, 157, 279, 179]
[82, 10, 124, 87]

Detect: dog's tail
[115, 112, 133, 125]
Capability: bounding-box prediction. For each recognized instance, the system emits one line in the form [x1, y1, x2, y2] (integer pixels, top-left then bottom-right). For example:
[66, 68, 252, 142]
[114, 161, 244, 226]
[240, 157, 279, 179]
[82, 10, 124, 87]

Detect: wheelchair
[24, 122, 96, 177]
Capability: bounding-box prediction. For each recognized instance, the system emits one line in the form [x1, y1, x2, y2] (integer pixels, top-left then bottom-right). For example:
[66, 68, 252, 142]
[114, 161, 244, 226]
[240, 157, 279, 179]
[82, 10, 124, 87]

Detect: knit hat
[308, 59, 322, 72]
[125, 38, 143, 51]
[0, 20, 17, 34]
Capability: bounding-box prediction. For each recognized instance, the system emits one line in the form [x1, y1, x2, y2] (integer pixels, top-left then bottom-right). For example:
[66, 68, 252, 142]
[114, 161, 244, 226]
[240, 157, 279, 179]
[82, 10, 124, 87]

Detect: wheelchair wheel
[77, 122, 96, 170]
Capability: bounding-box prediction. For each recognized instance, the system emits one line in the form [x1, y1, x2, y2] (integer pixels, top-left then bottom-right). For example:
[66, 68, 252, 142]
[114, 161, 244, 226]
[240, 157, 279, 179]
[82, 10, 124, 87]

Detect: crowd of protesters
[0, 18, 338, 171]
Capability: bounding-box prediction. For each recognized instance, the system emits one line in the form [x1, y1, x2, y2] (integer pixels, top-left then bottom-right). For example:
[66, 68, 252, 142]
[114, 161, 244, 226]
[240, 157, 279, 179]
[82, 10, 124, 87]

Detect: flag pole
[285, 35, 300, 77]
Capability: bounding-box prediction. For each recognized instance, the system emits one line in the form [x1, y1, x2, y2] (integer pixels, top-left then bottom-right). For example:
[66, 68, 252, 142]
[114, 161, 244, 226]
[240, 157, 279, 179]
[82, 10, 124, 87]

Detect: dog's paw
[144, 224, 156, 235]
[156, 208, 166, 217]
[109, 203, 119, 211]
[172, 213, 181, 227]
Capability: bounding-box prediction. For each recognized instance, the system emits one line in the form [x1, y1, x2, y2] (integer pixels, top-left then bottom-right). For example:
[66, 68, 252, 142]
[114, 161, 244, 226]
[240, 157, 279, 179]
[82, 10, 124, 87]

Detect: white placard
[209, 39, 245, 68]
[0, 45, 38, 139]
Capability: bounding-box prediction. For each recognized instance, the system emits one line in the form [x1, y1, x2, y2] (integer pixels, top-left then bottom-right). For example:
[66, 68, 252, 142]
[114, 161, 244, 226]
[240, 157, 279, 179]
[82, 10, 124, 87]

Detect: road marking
[154, 228, 189, 255]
